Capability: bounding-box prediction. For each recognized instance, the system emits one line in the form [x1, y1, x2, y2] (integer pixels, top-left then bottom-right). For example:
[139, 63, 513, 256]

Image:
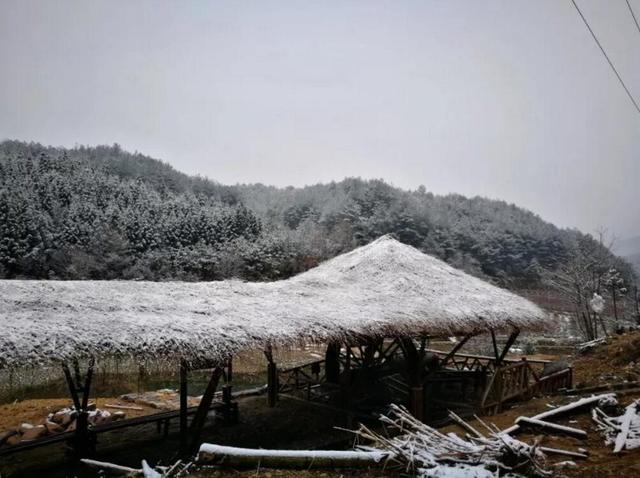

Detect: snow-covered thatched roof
[0, 236, 548, 369]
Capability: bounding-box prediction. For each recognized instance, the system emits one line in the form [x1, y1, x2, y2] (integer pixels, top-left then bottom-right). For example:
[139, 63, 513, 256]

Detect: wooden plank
[425, 349, 551, 365]
[614, 403, 637, 453]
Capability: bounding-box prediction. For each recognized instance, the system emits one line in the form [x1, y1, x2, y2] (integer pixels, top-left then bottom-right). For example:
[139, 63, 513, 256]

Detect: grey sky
[1, 0, 639, 238]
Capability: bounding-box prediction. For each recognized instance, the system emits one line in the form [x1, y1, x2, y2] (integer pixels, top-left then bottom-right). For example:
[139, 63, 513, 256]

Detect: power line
[570, 0, 640, 114]
[626, 0, 640, 35]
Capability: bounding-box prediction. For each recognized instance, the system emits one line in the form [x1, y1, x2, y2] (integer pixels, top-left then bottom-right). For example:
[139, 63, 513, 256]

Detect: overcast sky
[1, 0, 639, 239]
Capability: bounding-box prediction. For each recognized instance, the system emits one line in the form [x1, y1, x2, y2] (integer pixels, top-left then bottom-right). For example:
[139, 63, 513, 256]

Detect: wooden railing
[425, 349, 571, 413]
[277, 347, 572, 415]
[480, 359, 572, 413]
[425, 349, 551, 374]
[278, 359, 325, 395]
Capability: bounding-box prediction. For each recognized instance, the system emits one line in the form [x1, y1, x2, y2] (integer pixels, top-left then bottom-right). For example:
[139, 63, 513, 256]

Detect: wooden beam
[62, 364, 82, 411]
[62, 358, 96, 458]
[496, 328, 520, 366]
[441, 334, 473, 366]
[81, 357, 95, 410]
[188, 367, 223, 456]
[490, 330, 499, 361]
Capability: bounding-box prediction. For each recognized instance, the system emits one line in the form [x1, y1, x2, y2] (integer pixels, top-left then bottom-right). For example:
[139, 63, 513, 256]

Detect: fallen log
[81, 458, 141, 476]
[502, 393, 616, 435]
[197, 443, 391, 469]
[515, 417, 587, 438]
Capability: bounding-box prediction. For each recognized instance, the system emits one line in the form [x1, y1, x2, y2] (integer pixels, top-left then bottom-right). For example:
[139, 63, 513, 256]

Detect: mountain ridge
[0, 139, 635, 287]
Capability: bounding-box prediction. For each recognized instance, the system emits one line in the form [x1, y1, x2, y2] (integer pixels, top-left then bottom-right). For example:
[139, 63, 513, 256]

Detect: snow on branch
[351, 404, 552, 478]
[593, 399, 640, 453]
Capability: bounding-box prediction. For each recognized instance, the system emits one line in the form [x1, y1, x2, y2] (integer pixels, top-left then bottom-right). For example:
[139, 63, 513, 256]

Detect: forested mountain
[0, 140, 635, 291]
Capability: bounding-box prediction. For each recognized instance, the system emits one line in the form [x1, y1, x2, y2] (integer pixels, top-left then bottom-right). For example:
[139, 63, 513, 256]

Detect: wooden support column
[399, 338, 425, 420]
[264, 345, 278, 407]
[187, 367, 223, 456]
[409, 386, 424, 421]
[340, 342, 353, 424]
[179, 359, 189, 458]
[61, 357, 96, 458]
[325, 342, 340, 383]
[222, 358, 233, 405]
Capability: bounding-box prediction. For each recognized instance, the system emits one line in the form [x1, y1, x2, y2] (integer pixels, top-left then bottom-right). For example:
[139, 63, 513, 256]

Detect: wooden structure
[0, 358, 240, 460]
[0, 237, 555, 461]
[272, 331, 572, 420]
[0, 333, 571, 461]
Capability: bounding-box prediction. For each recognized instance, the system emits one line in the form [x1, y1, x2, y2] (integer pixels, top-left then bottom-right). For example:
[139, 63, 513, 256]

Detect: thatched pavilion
[0, 236, 566, 458]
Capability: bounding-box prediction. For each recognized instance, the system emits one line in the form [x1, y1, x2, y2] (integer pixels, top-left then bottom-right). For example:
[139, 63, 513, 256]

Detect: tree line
[0, 140, 637, 330]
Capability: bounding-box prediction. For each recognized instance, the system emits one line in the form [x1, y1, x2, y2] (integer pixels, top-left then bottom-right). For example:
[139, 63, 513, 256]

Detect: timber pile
[592, 399, 640, 453]
[501, 393, 617, 435]
[352, 404, 551, 478]
[0, 405, 125, 447]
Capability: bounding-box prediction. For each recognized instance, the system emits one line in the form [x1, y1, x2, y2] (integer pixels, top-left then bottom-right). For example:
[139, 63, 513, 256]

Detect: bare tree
[542, 233, 613, 340]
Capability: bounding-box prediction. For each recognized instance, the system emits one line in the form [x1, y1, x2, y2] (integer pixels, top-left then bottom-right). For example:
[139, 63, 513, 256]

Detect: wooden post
[222, 357, 233, 406]
[179, 360, 189, 458]
[264, 345, 278, 407]
[399, 338, 426, 420]
[267, 362, 278, 407]
[410, 386, 424, 421]
[340, 343, 353, 411]
[62, 357, 96, 458]
[325, 342, 340, 383]
[227, 357, 233, 382]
